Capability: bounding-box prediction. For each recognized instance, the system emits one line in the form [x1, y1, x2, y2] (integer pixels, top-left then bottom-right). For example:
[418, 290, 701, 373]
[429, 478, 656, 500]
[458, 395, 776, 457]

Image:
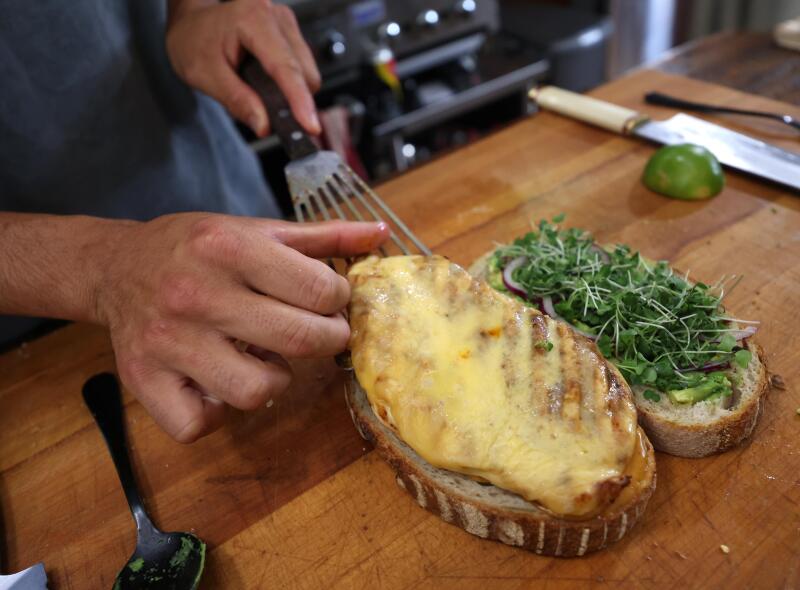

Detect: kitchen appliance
[531, 86, 800, 190]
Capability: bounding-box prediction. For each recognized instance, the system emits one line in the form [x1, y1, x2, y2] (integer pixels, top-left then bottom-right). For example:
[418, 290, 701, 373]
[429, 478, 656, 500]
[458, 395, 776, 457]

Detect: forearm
[0, 213, 134, 323]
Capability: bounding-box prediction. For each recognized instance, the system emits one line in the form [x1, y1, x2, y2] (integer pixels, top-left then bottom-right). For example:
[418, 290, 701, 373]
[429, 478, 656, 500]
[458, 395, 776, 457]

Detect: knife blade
[530, 86, 800, 191]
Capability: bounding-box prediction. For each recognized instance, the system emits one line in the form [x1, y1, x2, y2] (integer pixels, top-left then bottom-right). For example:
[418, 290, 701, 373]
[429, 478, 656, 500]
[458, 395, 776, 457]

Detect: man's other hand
[166, 0, 321, 136]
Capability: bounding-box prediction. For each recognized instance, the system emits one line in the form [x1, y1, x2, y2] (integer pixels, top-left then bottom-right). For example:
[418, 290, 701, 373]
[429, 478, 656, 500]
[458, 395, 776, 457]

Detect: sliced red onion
[589, 244, 611, 264]
[502, 256, 528, 298]
[677, 360, 731, 373]
[541, 295, 560, 319]
[705, 325, 759, 344]
[729, 325, 758, 342]
[541, 296, 598, 340]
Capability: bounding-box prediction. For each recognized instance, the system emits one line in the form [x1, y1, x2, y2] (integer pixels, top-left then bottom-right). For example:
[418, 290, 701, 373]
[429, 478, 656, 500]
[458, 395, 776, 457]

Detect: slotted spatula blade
[241, 57, 430, 256]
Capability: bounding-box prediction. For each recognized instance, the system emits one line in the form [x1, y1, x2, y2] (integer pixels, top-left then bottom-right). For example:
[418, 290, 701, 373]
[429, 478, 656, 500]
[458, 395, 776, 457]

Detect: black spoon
[645, 91, 800, 131]
[82, 373, 206, 590]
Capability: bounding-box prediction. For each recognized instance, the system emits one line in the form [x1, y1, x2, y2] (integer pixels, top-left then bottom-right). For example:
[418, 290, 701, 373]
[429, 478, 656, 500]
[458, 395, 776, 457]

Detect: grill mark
[546, 383, 565, 415]
[589, 361, 609, 427]
[500, 360, 514, 390]
[605, 367, 627, 433]
[528, 317, 555, 414]
[472, 272, 499, 309]
[570, 339, 606, 427]
[451, 262, 482, 314]
[500, 309, 523, 392]
[605, 366, 625, 404]
[445, 274, 459, 305]
[531, 314, 549, 352]
[545, 324, 566, 415]
[556, 324, 584, 423]
[562, 379, 583, 426]
[505, 310, 523, 339]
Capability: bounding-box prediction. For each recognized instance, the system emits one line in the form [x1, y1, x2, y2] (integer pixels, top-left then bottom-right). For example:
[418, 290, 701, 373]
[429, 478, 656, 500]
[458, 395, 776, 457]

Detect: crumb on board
[266, 399, 274, 408]
[720, 544, 730, 554]
[769, 374, 786, 390]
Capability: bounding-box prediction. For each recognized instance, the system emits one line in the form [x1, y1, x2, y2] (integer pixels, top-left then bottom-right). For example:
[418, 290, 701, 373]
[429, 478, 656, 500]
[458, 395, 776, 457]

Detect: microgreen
[734, 349, 752, 369]
[491, 217, 756, 399]
[643, 389, 661, 403]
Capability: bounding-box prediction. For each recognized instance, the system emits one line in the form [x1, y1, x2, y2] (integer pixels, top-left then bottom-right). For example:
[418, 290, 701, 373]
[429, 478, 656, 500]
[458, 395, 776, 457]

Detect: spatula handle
[82, 372, 156, 536]
[241, 56, 319, 161]
[529, 86, 649, 134]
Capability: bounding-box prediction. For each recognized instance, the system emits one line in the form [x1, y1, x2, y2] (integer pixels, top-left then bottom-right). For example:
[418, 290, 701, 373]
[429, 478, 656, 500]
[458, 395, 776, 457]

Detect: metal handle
[241, 56, 319, 160]
[644, 91, 722, 114]
[644, 91, 800, 130]
[529, 86, 649, 134]
[82, 372, 156, 537]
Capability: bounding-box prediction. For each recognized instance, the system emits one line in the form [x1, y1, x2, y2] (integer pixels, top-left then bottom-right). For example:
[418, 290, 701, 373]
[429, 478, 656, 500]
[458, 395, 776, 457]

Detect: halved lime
[642, 143, 724, 200]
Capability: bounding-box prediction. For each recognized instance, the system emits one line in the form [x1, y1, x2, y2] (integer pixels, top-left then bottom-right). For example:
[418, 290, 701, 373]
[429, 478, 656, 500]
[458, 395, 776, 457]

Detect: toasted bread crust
[345, 377, 657, 557]
[468, 250, 771, 459]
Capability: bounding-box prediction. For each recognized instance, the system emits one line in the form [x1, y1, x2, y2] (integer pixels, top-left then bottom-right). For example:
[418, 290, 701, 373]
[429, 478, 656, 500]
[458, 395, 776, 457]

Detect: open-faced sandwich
[345, 255, 656, 556]
[470, 218, 768, 458]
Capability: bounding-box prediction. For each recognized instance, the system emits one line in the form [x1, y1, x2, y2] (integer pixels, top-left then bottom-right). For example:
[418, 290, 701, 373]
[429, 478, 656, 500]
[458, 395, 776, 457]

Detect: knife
[529, 86, 800, 190]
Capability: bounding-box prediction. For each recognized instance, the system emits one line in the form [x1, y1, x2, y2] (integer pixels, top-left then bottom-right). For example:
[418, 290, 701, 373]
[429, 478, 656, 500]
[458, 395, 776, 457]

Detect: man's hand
[0, 213, 387, 443]
[93, 215, 387, 442]
[166, 0, 321, 136]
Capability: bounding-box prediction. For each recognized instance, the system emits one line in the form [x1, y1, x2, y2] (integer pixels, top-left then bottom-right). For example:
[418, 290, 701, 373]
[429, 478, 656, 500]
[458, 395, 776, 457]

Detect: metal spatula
[242, 59, 430, 257]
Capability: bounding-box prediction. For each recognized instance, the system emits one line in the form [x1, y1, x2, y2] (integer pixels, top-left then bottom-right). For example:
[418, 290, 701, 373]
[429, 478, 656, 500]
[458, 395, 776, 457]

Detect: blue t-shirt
[0, 1, 282, 343]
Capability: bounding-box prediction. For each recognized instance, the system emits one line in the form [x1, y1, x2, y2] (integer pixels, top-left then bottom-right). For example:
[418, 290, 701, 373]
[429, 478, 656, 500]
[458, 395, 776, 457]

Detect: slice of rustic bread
[469, 250, 770, 458]
[345, 378, 657, 557]
[631, 341, 768, 457]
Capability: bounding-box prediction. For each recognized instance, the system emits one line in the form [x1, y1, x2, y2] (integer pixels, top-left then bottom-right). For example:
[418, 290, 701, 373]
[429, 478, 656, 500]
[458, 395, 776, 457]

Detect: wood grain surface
[1, 70, 799, 589]
[654, 31, 800, 105]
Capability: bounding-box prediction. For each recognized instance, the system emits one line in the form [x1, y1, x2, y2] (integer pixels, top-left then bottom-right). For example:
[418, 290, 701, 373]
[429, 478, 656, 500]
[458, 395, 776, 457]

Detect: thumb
[269, 220, 390, 258]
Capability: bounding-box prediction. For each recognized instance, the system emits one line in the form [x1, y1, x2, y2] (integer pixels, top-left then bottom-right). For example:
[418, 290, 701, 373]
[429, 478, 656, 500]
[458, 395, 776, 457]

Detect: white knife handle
[530, 86, 649, 134]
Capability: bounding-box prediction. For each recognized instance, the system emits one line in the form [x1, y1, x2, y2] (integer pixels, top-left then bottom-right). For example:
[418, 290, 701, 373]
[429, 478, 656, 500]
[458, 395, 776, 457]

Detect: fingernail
[248, 111, 263, 136]
[370, 222, 390, 248]
[202, 394, 224, 407]
[309, 111, 321, 134]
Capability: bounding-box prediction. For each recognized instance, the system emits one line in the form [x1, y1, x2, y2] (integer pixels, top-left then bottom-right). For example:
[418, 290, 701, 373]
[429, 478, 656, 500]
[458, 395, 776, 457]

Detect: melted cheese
[348, 255, 640, 518]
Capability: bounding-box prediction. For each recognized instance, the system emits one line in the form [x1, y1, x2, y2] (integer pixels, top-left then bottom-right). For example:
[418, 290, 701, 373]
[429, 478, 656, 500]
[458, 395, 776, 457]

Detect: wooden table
[2, 69, 799, 589]
[654, 31, 800, 105]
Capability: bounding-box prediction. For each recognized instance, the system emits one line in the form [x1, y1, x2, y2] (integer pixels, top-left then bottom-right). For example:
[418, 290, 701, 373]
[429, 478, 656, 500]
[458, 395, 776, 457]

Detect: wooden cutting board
[1, 70, 798, 589]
